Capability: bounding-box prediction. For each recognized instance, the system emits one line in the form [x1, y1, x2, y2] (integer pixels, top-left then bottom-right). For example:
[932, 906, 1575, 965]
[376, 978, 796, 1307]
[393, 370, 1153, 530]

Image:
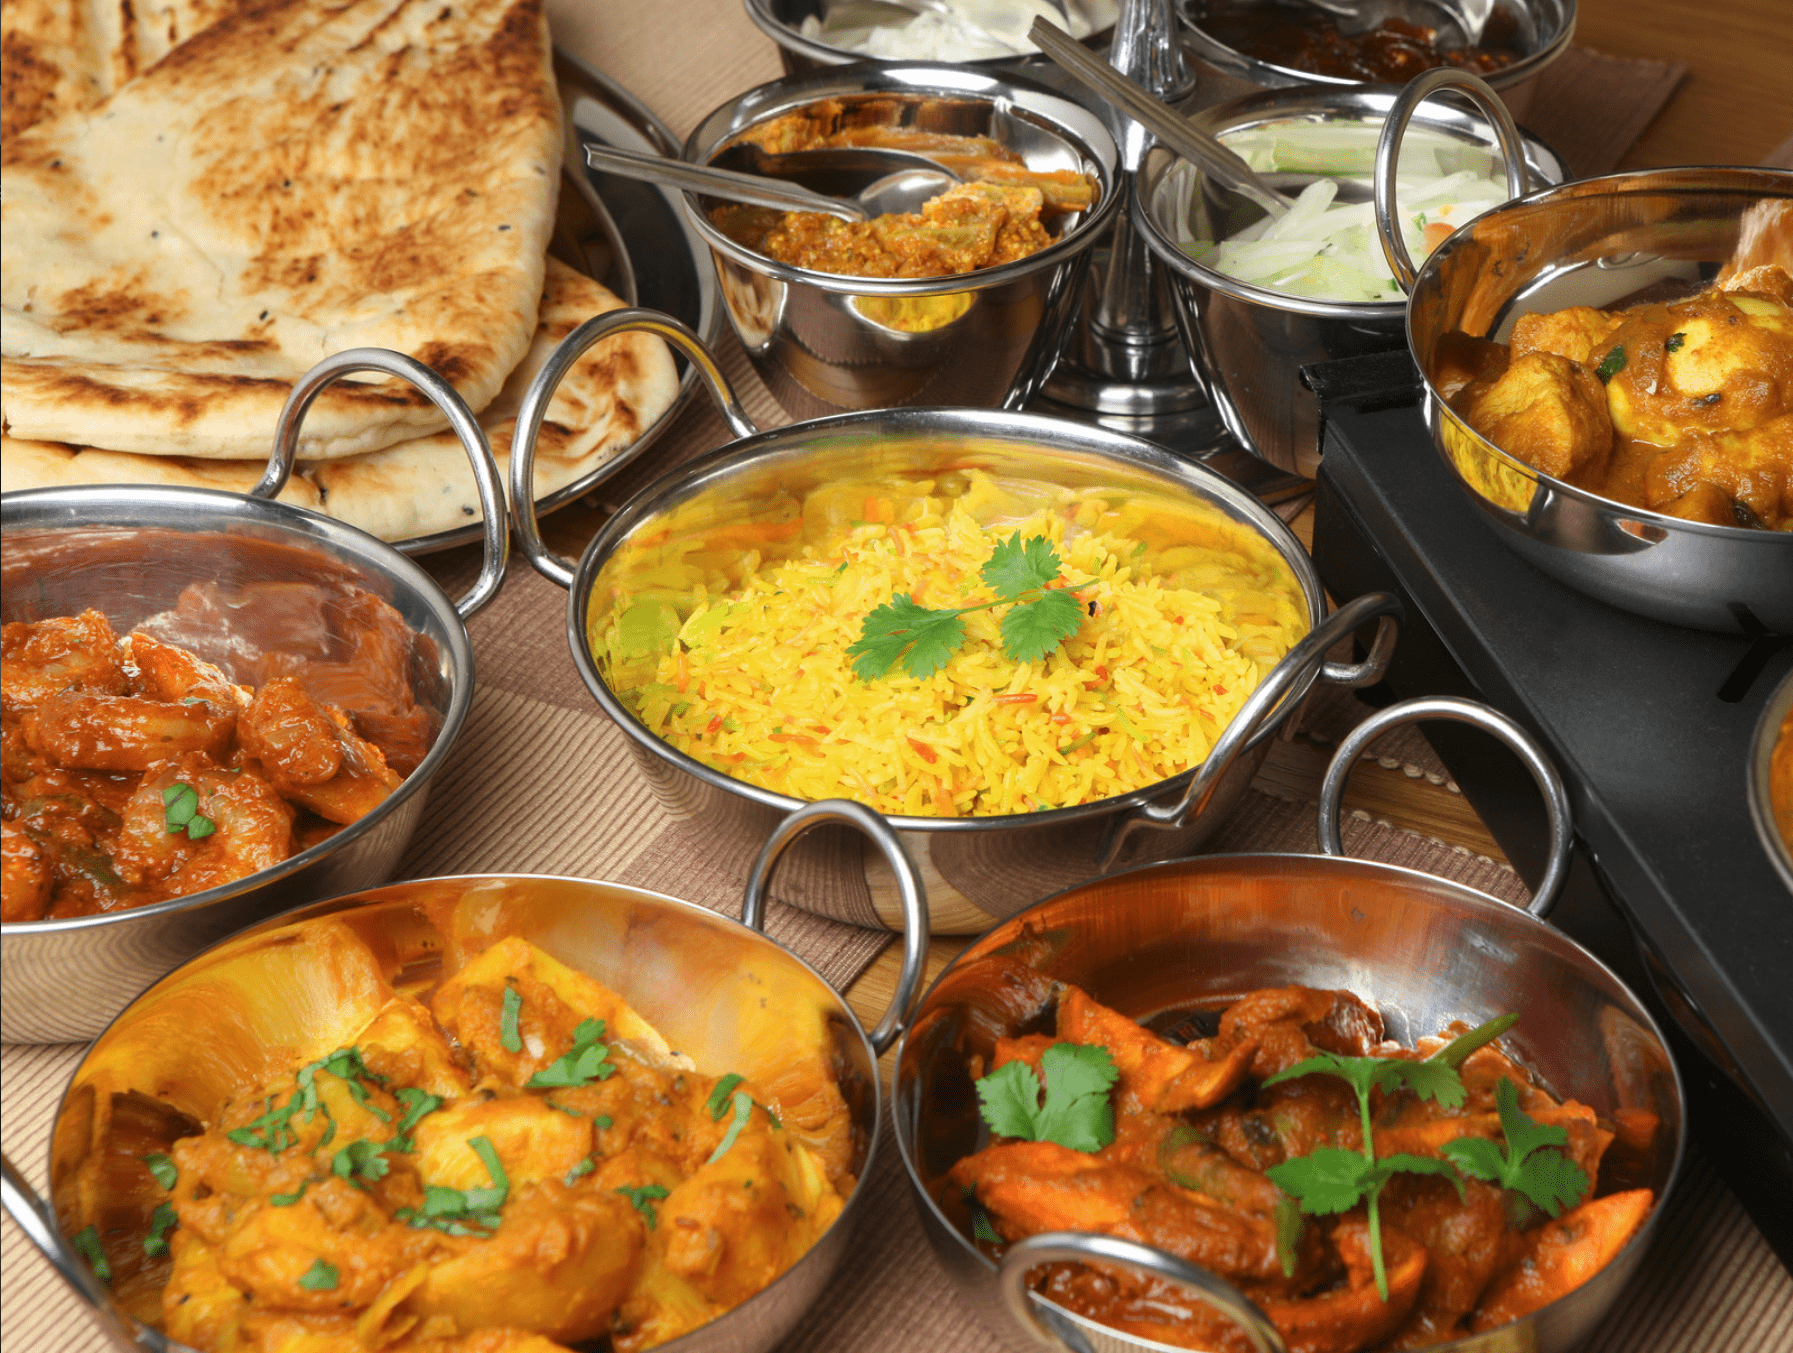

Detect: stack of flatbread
[1, 0, 678, 542]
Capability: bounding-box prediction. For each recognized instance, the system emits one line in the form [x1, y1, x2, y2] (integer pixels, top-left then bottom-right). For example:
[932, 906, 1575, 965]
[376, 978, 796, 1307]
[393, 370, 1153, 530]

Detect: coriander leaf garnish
[847, 595, 966, 682]
[706, 1074, 746, 1121]
[72, 1224, 111, 1285]
[1428, 1013, 1520, 1069]
[616, 1183, 670, 1228]
[142, 1202, 179, 1258]
[707, 1091, 753, 1165]
[526, 1018, 616, 1089]
[564, 1157, 596, 1186]
[1441, 1077, 1590, 1220]
[972, 1209, 1001, 1245]
[269, 1178, 314, 1207]
[161, 783, 215, 840]
[331, 1138, 390, 1184]
[391, 1087, 442, 1148]
[142, 1153, 178, 1191]
[1273, 1194, 1305, 1278]
[1595, 345, 1627, 383]
[1665, 332, 1685, 353]
[394, 1135, 509, 1235]
[499, 984, 523, 1054]
[847, 533, 1087, 682]
[1261, 1051, 1469, 1301]
[298, 1259, 339, 1291]
[976, 1043, 1119, 1154]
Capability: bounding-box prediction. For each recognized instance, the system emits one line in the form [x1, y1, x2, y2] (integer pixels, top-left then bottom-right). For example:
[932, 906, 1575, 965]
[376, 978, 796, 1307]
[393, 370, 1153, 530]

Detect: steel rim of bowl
[1133, 82, 1568, 323]
[890, 848, 1689, 1352]
[1175, 0, 1578, 93]
[1408, 166, 1793, 543]
[679, 63, 1122, 297]
[556, 405, 1330, 837]
[0, 484, 476, 942]
[1748, 670, 1793, 894]
[19, 869, 892, 1353]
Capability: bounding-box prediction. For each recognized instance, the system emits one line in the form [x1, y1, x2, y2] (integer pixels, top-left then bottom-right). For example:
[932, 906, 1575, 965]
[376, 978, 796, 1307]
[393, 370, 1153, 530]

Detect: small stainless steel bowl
[0, 803, 928, 1353]
[0, 352, 506, 1043]
[744, 0, 1117, 75]
[1177, 0, 1576, 120]
[681, 63, 1121, 421]
[1749, 670, 1793, 893]
[1135, 73, 1566, 473]
[510, 310, 1399, 935]
[892, 696, 1683, 1353]
[1406, 165, 1793, 633]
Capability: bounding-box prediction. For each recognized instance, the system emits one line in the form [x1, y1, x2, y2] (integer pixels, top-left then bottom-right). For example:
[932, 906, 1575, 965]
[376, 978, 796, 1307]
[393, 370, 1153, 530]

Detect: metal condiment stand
[1028, 0, 1313, 511]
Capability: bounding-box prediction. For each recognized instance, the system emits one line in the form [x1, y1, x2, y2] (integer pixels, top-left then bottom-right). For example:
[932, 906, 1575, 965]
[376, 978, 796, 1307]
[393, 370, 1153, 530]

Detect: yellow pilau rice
[596, 478, 1307, 817]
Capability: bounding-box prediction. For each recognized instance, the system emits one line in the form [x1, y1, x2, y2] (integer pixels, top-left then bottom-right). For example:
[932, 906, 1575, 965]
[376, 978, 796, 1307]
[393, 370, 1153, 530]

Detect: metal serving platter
[398, 47, 719, 554]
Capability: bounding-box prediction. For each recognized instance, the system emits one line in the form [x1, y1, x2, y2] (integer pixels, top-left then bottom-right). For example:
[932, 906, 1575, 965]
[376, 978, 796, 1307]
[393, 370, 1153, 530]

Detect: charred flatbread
[2, 259, 679, 542]
[1, 0, 561, 460]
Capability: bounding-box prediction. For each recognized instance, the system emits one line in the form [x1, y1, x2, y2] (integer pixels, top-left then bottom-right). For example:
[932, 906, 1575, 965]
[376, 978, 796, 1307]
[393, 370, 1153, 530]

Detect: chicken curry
[952, 984, 1655, 1352]
[1444, 263, 1793, 530]
[2, 590, 429, 921]
[710, 121, 1098, 281]
[77, 934, 853, 1353]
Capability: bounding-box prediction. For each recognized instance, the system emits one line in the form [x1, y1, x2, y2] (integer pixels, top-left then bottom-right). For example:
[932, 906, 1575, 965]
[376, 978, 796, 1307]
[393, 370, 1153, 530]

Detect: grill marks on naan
[1, 0, 561, 459]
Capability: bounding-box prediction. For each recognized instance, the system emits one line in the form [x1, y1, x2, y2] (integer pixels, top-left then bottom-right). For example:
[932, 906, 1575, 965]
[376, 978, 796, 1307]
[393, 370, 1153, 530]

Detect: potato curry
[711, 121, 1098, 280]
[2, 588, 428, 920]
[1444, 263, 1793, 529]
[952, 984, 1655, 1352]
[87, 935, 851, 1353]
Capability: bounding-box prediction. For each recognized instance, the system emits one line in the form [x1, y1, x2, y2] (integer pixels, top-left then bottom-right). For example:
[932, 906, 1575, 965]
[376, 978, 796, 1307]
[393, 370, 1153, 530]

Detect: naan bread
[1, 259, 680, 542]
[1, 0, 248, 139]
[1, 0, 561, 459]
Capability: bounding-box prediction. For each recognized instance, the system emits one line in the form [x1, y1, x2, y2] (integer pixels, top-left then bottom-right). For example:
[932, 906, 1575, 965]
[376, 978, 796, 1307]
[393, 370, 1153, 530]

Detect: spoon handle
[584, 144, 868, 223]
[1027, 17, 1293, 216]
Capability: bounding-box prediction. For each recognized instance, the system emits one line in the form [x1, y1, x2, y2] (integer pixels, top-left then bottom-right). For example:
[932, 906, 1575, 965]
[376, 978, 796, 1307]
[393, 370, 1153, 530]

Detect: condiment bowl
[510, 308, 1400, 934]
[892, 695, 1684, 1353]
[680, 62, 1121, 420]
[0, 801, 930, 1353]
[1134, 71, 1566, 473]
[0, 351, 506, 1043]
[745, 0, 1117, 75]
[1178, 0, 1577, 121]
[1747, 673, 1793, 893]
[1405, 164, 1793, 632]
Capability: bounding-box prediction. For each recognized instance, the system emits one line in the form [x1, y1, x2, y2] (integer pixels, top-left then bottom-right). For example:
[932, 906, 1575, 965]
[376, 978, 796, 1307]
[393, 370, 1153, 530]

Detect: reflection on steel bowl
[892, 703, 1683, 1353]
[682, 65, 1119, 419]
[1407, 167, 1793, 632]
[746, 0, 1117, 73]
[9, 864, 902, 1353]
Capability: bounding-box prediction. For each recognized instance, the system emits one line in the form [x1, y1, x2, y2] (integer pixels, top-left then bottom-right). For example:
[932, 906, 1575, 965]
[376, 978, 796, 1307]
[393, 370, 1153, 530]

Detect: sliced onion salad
[1176, 120, 1513, 304]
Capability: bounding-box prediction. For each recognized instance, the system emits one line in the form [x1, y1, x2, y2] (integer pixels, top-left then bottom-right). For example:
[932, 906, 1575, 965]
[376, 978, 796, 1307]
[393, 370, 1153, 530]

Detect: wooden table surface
[843, 0, 1793, 1037]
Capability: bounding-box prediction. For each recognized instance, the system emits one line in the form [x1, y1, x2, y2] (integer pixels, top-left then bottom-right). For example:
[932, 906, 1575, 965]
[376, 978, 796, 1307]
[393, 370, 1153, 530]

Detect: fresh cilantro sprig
[162, 783, 216, 840]
[617, 1183, 670, 1229]
[332, 1138, 391, 1184]
[394, 1135, 509, 1236]
[1441, 1077, 1590, 1223]
[846, 532, 1086, 681]
[527, 1019, 616, 1089]
[975, 1043, 1119, 1154]
[298, 1259, 339, 1291]
[1261, 1049, 1468, 1302]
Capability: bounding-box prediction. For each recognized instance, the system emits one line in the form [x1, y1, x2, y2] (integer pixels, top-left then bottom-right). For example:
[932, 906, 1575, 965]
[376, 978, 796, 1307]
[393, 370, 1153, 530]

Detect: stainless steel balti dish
[1176, 0, 1577, 119]
[1749, 669, 1793, 893]
[1404, 164, 1793, 633]
[0, 802, 929, 1353]
[679, 62, 1121, 421]
[1134, 70, 1566, 472]
[510, 308, 1398, 934]
[892, 696, 1683, 1353]
[0, 352, 506, 1044]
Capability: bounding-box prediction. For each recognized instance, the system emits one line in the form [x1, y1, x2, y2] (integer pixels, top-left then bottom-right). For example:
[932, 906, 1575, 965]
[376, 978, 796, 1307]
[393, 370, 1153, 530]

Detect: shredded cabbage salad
[1178, 121, 1514, 304]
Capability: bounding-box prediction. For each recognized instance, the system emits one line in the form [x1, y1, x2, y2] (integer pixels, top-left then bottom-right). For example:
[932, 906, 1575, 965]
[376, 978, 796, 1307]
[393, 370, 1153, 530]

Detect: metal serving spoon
[584, 143, 961, 223]
[1026, 17, 1294, 216]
